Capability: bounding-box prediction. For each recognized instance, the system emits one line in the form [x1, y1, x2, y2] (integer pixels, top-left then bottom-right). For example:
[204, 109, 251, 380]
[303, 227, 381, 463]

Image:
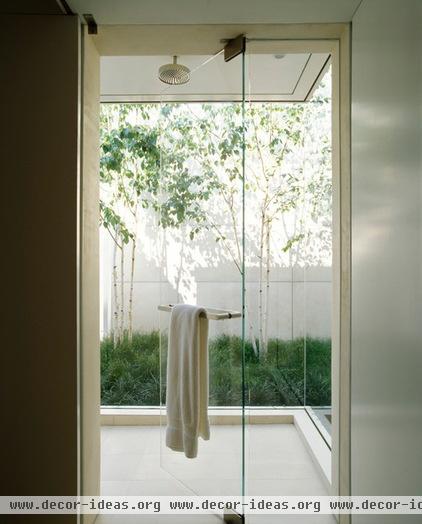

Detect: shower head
[158, 56, 190, 86]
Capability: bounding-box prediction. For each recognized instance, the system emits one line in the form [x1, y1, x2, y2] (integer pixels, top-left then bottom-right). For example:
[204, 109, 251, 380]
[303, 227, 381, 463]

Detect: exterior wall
[351, 0, 422, 518]
[101, 228, 332, 340]
[0, 14, 80, 522]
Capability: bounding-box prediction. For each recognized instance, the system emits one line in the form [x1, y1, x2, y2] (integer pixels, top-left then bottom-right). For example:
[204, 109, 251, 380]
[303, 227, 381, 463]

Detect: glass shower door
[155, 37, 332, 517]
[157, 45, 247, 503]
[243, 39, 333, 507]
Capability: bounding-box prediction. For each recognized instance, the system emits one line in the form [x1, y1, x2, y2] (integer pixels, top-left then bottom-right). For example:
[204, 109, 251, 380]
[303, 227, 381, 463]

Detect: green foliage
[99, 78, 333, 387]
[99, 92, 332, 279]
[157, 104, 226, 234]
[100, 103, 228, 242]
[101, 331, 331, 407]
[100, 74, 332, 265]
[101, 331, 161, 406]
[99, 202, 133, 245]
[100, 107, 162, 242]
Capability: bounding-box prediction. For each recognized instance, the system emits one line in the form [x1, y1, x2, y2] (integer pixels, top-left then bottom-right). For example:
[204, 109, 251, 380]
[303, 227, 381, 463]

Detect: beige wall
[81, 28, 101, 522]
[0, 13, 80, 523]
[351, 0, 422, 520]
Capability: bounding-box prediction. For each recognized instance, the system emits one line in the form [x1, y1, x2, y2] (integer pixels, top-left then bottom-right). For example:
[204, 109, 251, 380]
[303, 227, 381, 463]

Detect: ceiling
[1, 1, 358, 61]
[67, 0, 361, 24]
[1, 0, 362, 22]
[2, 0, 341, 102]
[101, 52, 330, 103]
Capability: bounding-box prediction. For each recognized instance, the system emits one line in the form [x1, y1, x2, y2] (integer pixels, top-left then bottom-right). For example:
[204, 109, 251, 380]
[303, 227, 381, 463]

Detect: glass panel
[303, 66, 333, 443]
[244, 40, 333, 503]
[158, 49, 245, 500]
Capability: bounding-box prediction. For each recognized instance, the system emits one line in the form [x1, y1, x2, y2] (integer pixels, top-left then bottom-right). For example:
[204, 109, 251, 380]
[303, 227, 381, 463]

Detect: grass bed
[101, 331, 331, 407]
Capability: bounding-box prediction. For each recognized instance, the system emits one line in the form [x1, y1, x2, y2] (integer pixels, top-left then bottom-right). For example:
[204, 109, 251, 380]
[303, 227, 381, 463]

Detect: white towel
[165, 304, 210, 458]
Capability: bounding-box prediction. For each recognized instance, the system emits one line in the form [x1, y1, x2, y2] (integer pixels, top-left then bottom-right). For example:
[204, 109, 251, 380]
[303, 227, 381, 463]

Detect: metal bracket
[223, 508, 244, 524]
[83, 13, 98, 35]
[224, 34, 246, 62]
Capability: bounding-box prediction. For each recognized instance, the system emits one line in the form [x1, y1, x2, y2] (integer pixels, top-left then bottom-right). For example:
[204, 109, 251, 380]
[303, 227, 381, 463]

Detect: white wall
[351, 0, 422, 516]
[100, 226, 332, 341]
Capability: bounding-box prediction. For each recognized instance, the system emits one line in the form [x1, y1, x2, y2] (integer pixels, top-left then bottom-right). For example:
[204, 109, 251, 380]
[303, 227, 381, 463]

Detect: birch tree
[100, 103, 218, 342]
[100, 105, 161, 342]
[99, 202, 132, 344]
[99, 72, 331, 352]
[182, 103, 310, 356]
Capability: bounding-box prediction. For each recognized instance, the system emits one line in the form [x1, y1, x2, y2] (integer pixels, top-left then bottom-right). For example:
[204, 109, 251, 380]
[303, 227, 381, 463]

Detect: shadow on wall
[100, 229, 332, 341]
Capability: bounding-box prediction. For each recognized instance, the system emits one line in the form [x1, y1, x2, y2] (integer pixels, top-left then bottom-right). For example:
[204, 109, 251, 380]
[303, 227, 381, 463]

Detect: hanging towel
[166, 304, 210, 458]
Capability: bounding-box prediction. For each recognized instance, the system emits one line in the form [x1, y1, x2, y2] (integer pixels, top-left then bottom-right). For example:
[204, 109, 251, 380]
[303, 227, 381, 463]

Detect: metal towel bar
[158, 304, 241, 320]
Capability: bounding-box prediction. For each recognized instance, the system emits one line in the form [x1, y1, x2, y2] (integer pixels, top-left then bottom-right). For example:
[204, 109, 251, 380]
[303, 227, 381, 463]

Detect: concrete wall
[351, 0, 422, 518]
[0, 13, 80, 523]
[101, 227, 332, 341]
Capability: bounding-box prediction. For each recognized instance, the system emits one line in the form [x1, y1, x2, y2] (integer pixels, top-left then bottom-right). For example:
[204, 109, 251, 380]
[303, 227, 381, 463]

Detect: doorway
[81, 24, 351, 524]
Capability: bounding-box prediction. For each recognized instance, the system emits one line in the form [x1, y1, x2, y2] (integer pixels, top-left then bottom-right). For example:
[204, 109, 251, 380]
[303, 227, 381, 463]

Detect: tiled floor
[98, 424, 335, 524]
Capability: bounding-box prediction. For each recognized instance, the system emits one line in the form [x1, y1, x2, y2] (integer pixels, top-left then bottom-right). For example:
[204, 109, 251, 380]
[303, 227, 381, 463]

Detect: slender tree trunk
[258, 209, 265, 355]
[119, 236, 125, 340]
[175, 225, 186, 301]
[128, 236, 136, 342]
[263, 219, 271, 352]
[112, 239, 119, 346]
[209, 216, 259, 355]
[128, 203, 139, 343]
[227, 191, 259, 356]
[252, 113, 269, 358]
[282, 211, 296, 340]
[245, 301, 258, 356]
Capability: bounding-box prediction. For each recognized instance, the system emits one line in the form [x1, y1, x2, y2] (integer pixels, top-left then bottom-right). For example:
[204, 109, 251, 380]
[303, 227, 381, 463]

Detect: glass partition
[244, 41, 333, 504]
[158, 49, 246, 499]
[152, 40, 333, 507]
[99, 37, 333, 518]
[303, 66, 333, 444]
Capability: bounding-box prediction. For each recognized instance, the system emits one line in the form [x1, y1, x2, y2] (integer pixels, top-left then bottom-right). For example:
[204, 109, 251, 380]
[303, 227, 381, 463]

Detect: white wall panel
[351, 0, 422, 518]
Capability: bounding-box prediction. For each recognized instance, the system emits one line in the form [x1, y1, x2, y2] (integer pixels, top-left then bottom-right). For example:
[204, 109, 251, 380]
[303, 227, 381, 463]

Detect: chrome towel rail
[158, 304, 241, 321]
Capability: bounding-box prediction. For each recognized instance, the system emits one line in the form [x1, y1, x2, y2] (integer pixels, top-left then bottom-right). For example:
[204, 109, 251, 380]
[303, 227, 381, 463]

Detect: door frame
[79, 22, 351, 523]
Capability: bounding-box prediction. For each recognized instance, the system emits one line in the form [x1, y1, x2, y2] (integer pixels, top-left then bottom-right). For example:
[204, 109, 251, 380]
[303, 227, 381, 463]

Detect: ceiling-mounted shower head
[158, 56, 190, 85]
